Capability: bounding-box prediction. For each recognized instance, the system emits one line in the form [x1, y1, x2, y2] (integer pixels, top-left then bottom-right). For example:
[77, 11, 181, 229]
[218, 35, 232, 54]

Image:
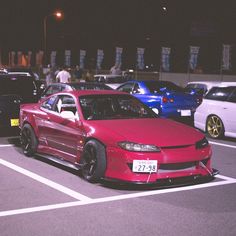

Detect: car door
[39, 94, 83, 163]
[223, 88, 236, 135]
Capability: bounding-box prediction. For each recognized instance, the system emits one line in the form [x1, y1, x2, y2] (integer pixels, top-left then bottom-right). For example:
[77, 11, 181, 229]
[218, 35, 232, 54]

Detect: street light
[43, 10, 63, 64]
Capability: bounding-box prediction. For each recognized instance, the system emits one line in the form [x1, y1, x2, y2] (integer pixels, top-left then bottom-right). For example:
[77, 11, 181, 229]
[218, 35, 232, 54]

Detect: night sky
[1, 0, 236, 71]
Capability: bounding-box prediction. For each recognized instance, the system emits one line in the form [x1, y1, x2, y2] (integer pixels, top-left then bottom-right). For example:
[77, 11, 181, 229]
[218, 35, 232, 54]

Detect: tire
[206, 115, 224, 139]
[20, 124, 38, 157]
[80, 140, 106, 183]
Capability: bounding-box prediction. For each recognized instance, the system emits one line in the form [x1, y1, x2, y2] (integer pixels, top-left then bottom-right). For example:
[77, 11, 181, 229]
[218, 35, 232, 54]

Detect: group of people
[45, 63, 123, 86]
[45, 65, 83, 85]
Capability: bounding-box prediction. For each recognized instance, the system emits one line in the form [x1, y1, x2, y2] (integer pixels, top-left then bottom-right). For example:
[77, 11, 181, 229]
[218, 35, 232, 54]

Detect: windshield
[79, 94, 157, 120]
[72, 83, 112, 90]
[145, 81, 184, 93]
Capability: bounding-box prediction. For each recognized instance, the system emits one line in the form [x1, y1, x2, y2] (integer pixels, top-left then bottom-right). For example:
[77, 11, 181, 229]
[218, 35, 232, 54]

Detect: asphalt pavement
[0, 129, 236, 236]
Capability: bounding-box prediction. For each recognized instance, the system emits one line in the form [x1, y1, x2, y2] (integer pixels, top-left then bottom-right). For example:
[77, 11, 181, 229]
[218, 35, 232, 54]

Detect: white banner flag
[96, 49, 104, 70]
[222, 44, 231, 70]
[115, 47, 123, 67]
[189, 46, 200, 70]
[50, 51, 57, 68]
[161, 47, 171, 72]
[80, 50, 86, 69]
[65, 50, 71, 67]
[137, 48, 145, 70]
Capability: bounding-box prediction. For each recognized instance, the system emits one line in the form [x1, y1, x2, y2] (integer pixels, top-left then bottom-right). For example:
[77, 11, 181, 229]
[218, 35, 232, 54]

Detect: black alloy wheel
[21, 124, 38, 157]
[80, 140, 106, 182]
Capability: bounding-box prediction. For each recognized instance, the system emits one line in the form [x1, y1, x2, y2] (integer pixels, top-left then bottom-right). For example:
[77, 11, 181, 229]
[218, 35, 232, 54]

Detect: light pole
[43, 10, 63, 65]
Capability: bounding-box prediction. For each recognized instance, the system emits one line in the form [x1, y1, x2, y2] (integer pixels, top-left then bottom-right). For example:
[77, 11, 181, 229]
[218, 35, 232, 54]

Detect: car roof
[54, 89, 128, 97]
[94, 74, 123, 78]
[187, 81, 236, 86]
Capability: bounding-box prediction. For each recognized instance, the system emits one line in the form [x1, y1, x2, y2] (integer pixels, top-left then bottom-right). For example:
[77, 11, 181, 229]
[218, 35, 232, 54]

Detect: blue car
[116, 80, 200, 118]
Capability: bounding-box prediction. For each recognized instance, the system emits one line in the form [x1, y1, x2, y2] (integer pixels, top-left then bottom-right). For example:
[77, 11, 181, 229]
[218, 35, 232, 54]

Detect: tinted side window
[117, 83, 134, 93]
[55, 95, 77, 114]
[41, 95, 57, 110]
[228, 89, 236, 103]
[205, 87, 235, 101]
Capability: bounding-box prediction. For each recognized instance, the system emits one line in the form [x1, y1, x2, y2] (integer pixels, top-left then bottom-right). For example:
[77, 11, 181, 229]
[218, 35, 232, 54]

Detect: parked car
[117, 80, 200, 119]
[0, 94, 21, 129]
[40, 82, 113, 100]
[94, 74, 127, 89]
[0, 73, 41, 129]
[185, 81, 236, 96]
[0, 67, 44, 95]
[20, 90, 217, 185]
[194, 85, 236, 139]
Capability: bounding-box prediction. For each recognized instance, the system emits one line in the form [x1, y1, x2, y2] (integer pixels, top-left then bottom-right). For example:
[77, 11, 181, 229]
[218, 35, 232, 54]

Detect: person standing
[74, 65, 83, 82]
[56, 66, 71, 83]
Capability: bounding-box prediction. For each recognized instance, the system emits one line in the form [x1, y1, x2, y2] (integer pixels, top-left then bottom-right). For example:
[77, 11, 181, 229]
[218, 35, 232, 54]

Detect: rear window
[94, 76, 126, 84]
[0, 75, 37, 102]
[205, 87, 235, 101]
[145, 81, 183, 93]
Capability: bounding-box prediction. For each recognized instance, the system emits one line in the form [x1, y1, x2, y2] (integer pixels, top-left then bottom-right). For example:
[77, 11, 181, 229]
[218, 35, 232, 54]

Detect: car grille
[128, 158, 210, 174]
[158, 161, 197, 173]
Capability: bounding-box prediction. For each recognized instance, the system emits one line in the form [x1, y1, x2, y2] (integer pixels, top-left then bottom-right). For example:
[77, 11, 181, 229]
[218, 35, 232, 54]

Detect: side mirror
[60, 111, 76, 120]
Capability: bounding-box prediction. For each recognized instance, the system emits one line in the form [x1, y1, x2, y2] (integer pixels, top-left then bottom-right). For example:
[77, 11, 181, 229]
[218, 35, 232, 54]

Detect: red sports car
[19, 90, 217, 185]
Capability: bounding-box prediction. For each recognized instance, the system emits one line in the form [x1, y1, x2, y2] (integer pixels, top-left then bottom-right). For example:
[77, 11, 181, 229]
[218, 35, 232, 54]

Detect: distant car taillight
[162, 97, 174, 103]
[162, 97, 168, 103]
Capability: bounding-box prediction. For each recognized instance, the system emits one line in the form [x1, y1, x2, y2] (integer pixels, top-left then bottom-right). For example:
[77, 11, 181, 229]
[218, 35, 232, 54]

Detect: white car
[185, 81, 236, 96]
[94, 74, 127, 89]
[194, 84, 236, 139]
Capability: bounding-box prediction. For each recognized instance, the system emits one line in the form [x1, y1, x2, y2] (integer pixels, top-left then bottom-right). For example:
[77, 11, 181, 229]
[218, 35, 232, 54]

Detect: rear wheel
[80, 140, 106, 182]
[206, 115, 224, 139]
[20, 124, 38, 157]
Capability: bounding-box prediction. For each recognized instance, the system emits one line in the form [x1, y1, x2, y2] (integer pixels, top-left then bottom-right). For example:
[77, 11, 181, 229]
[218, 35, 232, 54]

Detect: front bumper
[104, 145, 215, 185]
[102, 168, 219, 188]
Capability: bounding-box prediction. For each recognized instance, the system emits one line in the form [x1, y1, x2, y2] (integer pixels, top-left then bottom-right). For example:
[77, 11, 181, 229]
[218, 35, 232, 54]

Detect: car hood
[85, 118, 203, 147]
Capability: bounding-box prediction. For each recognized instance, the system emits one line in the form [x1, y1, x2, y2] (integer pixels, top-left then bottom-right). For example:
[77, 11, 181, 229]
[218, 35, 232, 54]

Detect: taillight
[162, 97, 174, 103]
[162, 97, 168, 103]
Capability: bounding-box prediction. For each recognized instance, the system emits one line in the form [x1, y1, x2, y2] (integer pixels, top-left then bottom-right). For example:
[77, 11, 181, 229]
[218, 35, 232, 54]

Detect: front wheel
[206, 115, 224, 139]
[20, 124, 38, 157]
[80, 140, 106, 182]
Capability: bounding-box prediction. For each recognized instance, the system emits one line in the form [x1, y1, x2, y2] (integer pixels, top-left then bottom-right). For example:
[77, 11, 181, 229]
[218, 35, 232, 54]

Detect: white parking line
[0, 159, 91, 201]
[1, 141, 236, 217]
[0, 174, 236, 217]
[0, 144, 14, 147]
[209, 141, 236, 149]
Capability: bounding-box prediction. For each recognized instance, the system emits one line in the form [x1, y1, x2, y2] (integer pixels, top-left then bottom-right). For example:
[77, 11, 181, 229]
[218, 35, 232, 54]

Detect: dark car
[40, 82, 113, 100]
[0, 74, 41, 129]
[0, 94, 21, 129]
[0, 67, 44, 95]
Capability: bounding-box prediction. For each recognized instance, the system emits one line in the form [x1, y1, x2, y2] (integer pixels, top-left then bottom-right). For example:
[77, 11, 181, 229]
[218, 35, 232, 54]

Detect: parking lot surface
[1, 130, 236, 236]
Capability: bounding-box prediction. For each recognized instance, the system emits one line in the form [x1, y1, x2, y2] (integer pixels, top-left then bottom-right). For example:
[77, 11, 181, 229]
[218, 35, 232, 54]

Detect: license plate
[180, 110, 191, 116]
[10, 119, 19, 127]
[132, 160, 157, 173]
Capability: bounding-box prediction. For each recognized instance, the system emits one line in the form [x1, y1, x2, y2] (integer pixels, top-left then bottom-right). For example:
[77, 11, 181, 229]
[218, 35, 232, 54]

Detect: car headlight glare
[196, 137, 209, 149]
[119, 142, 160, 152]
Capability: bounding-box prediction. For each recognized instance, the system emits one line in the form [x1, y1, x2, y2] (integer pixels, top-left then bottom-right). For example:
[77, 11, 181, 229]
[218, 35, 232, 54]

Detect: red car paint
[20, 90, 215, 184]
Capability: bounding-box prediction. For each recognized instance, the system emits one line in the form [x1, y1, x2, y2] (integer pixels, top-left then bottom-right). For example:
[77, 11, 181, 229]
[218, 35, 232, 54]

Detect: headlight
[118, 141, 161, 152]
[196, 137, 209, 149]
